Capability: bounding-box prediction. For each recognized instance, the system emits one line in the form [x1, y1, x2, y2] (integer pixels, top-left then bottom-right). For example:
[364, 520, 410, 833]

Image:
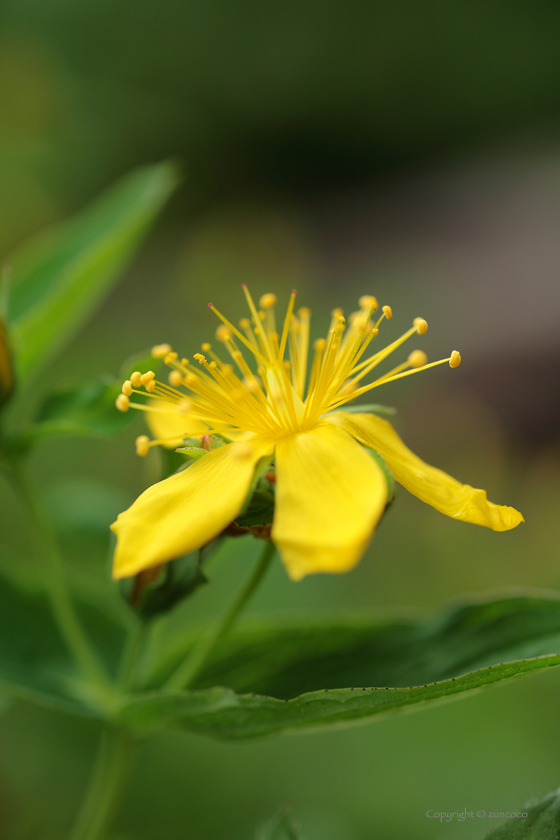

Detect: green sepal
[119, 552, 209, 621]
[365, 447, 397, 508]
[174, 446, 207, 461]
[235, 456, 275, 528]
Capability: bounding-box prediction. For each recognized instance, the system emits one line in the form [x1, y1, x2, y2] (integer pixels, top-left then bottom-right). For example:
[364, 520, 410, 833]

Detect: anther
[145, 379, 156, 393]
[151, 343, 172, 359]
[200, 434, 214, 451]
[243, 376, 261, 392]
[408, 350, 428, 368]
[314, 338, 327, 352]
[331, 307, 343, 318]
[201, 343, 211, 351]
[359, 295, 378, 310]
[168, 370, 183, 387]
[259, 293, 277, 309]
[181, 358, 189, 366]
[216, 325, 231, 343]
[258, 310, 266, 320]
[177, 398, 192, 414]
[130, 371, 142, 387]
[140, 371, 155, 385]
[382, 305, 393, 319]
[193, 353, 206, 364]
[209, 360, 217, 369]
[449, 350, 462, 368]
[121, 380, 133, 396]
[239, 318, 250, 329]
[135, 435, 151, 457]
[186, 374, 197, 386]
[414, 317, 428, 334]
[298, 307, 310, 318]
[116, 394, 130, 412]
[164, 352, 178, 365]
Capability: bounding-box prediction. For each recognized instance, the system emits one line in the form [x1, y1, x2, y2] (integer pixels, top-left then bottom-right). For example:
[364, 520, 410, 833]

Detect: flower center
[116, 287, 461, 450]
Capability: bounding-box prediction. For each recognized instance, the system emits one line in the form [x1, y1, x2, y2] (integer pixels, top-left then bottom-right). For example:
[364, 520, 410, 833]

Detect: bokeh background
[1, 1, 560, 838]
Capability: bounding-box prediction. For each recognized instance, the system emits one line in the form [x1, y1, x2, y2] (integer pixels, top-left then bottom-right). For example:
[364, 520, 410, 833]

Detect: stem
[9, 463, 113, 699]
[68, 726, 133, 840]
[164, 540, 275, 691]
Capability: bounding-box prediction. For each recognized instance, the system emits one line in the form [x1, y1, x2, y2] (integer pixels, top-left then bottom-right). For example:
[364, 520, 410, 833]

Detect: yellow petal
[327, 412, 524, 531]
[272, 423, 389, 581]
[111, 438, 273, 579]
[145, 402, 208, 448]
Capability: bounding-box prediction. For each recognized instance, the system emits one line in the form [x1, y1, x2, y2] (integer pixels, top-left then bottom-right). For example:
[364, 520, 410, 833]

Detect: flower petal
[146, 402, 208, 448]
[327, 412, 524, 531]
[272, 423, 389, 581]
[111, 438, 273, 579]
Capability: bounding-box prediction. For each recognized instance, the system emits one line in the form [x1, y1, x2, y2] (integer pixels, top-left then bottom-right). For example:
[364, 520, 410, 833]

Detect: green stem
[9, 464, 113, 700]
[68, 726, 133, 840]
[165, 540, 276, 691]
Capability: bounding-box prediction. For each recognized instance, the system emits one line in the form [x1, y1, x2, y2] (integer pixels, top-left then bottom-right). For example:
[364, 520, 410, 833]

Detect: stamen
[130, 371, 142, 387]
[241, 285, 274, 361]
[135, 435, 151, 457]
[140, 371, 155, 385]
[168, 370, 183, 387]
[122, 380, 133, 396]
[359, 295, 378, 311]
[414, 317, 428, 334]
[278, 290, 297, 363]
[216, 325, 231, 343]
[408, 350, 427, 368]
[116, 394, 130, 412]
[209, 301, 267, 365]
[260, 293, 277, 309]
[382, 305, 393, 319]
[152, 344, 172, 359]
[450, 350, 461, 368]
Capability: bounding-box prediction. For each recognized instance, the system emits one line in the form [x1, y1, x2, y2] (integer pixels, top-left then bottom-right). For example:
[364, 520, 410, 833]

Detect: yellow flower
[111, 288, 523, 581]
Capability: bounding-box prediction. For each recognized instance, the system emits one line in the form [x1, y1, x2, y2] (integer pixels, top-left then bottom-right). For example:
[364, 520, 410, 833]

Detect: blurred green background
[1, 1, 560, 837]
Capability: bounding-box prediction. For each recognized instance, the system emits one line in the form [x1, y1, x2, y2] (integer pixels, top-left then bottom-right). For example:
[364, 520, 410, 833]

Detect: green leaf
[0, 568, 126, 715]
[484, 787, 560, 838]
[122, 591, 560, 739]
[20, 375, 132, 442]
[7, 161, 180, 384]
[8, 351, 154, 447]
